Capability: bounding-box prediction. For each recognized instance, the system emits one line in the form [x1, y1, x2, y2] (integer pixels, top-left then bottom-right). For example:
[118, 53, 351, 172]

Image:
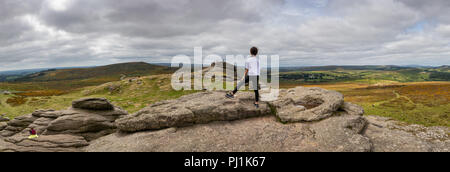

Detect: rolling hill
[0, 62, 177, 91]
[14, 62, 176, 82]
[279, 65, 411, 72]
[279, 65, 450, 84]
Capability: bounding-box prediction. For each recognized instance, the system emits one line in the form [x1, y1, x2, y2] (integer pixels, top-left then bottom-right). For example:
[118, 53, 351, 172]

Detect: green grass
[0, 74, 197, 119]
[280, 68, 449, 84]
[362, 102, 449, 127]
[306, 82, 450, 127]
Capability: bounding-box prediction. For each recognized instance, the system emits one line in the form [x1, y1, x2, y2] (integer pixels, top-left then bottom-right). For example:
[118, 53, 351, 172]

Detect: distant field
[284, 81, 449, 127]
[280, 68, 450, 84]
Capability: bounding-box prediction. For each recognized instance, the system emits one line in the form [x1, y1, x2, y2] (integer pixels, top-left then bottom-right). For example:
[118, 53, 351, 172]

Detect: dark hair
[250, 47, 258, 56]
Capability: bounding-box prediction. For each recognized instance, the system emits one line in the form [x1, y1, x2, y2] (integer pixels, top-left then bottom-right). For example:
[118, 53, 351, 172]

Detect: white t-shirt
[245, 56, 260, 76]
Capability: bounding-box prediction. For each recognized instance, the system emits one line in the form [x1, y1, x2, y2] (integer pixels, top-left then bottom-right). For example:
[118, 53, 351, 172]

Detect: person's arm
[244, 59, 249, 79]
[241, 68, 248, 80]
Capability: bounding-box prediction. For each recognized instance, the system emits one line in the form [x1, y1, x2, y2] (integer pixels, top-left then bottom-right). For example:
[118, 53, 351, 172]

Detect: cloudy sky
[1, 0, 450, 71]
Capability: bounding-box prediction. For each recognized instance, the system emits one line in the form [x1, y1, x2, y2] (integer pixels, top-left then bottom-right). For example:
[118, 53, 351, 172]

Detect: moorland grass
[0, 74, 197, 119]
[301, 82, 450, 127]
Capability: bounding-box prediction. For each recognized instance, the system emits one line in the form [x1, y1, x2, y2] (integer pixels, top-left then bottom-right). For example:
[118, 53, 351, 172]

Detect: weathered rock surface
[86, 115, 370, 152]
[0, 122, 7, 131]
[273, 87, 345, 122]
[91, 87, 372, 152]
[364, 115, 449, 152]
[116, 91, 272, 132]
[72, 98, 114, 111]
[1, 87, 449, 152]
[0, 98, 127, 152]
[88, 87, 448, 152]
[1, 134, 88, 152]
[1, 114, 38, 137]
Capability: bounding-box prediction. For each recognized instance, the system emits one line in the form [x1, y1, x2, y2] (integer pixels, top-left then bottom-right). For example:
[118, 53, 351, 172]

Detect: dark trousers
[233, 75, 260, 102]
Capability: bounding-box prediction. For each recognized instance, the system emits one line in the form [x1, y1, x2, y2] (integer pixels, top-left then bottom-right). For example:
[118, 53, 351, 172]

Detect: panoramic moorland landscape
[0, 62, 448, 127]
[1, 0, 450, 154]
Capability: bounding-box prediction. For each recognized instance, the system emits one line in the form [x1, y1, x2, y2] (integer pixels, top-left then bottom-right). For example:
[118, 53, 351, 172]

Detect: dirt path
[373, 90, 415, 106]
[393, 90, 416, 105]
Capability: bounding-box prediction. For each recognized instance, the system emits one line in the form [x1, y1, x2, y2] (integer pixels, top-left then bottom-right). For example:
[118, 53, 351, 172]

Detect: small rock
[0, 122, 7, 131]
[72, 98, 114, 111]
[0, 114, 10, 122]
[339, 102, 364, 116]
[272, 87, 344, 122]
[32, 110, 62, 118]
[7, 114, 38, 127]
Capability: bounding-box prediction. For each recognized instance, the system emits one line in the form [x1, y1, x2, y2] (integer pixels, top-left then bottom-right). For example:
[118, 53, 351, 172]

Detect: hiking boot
[225, 92, 234, 99]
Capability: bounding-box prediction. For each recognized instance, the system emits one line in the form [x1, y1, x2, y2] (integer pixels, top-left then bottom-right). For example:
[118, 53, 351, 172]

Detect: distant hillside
[280, 65, 450, 83]
[0, 68, 53, 82]
[14, 62, 176, 82]
[0, 66, 93, 82]
[279, 65, 411, 72]
[434, 65, 449, 72]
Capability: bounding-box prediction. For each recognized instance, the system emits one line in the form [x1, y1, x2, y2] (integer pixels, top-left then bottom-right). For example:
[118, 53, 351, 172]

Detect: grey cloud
[0, 0, 449, 71]
[39, 0, 284, 38]
[397, 0, 450, 23]
[0, 0, 43, 21]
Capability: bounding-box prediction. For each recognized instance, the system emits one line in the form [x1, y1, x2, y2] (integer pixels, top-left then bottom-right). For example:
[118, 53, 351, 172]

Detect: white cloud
[46, 0, 72, 11]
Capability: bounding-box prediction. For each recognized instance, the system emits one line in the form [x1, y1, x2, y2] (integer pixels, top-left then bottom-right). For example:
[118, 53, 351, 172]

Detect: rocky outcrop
[87, 115, 370, 152]
[93, 87, 372, 152]
[116, 91, 272, 132]
[72, 98, 114, 111]
[1, 134, 88, 152]
[88, 87, 449, 152]
[1, 87, 449, 152]
[1, 114, 38, 137]
[273, 87, 345, 122]
[0, 98, 127, 152]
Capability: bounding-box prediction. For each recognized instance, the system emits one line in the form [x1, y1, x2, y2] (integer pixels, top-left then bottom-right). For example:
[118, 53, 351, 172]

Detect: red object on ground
[30, 129, 37, 135]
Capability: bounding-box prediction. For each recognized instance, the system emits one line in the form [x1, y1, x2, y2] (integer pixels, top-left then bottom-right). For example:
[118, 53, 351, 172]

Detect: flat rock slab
[1, 134, 88, 152]
[0, 98, 128, 142]
[116, 91, 272, 132]
[273, 87, 344, 123]
[87, 115, 371, 152]
[364, 116, 449, 152]
[72, 98, 114, 111]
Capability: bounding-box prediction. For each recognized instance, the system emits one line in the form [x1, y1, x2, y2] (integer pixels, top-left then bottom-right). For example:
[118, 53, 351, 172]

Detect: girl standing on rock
[226, 47, 261, 108]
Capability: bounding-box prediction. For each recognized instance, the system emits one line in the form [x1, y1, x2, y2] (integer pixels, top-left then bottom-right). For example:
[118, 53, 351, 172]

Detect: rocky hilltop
[0, 98, 127, 152]
[1, 87, 448, 152]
